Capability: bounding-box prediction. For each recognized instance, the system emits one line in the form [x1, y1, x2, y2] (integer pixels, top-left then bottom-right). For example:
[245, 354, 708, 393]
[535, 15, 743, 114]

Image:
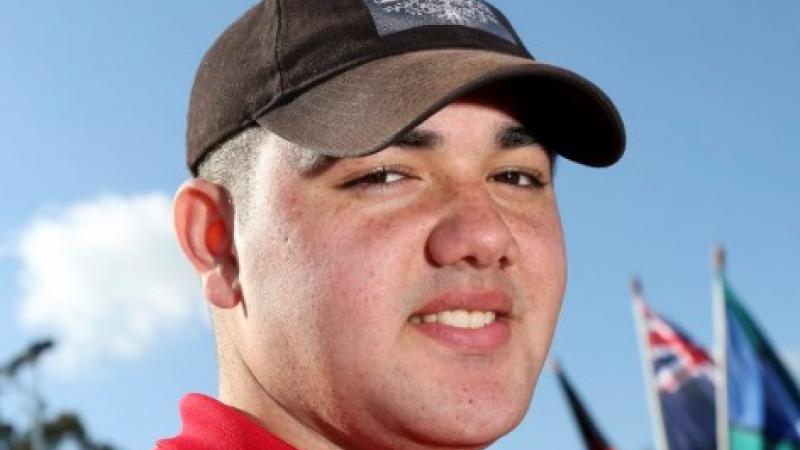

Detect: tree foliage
[1, 340, 119, 450]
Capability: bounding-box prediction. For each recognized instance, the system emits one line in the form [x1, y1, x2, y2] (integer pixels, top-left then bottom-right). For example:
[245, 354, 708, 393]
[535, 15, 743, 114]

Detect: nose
[425, 184, 520, 269]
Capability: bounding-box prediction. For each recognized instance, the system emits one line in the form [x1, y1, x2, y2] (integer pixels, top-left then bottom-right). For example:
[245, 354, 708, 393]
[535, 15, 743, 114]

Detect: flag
[552, 360, 617, 450]
[715, 274, 800, 450]
[633, 288, 716, 450]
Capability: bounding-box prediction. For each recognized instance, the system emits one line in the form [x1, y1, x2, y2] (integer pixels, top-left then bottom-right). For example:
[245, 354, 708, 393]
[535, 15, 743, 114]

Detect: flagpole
[630, 277, 669, 450]
[712, 245, 729, 450]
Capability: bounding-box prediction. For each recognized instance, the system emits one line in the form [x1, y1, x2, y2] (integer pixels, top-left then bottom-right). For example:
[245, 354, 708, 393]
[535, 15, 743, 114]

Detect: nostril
[463, 255, 484, 269]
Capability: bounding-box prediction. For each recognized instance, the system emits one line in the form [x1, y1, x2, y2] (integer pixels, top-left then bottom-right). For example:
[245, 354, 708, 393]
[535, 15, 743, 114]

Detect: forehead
[412, 89, 524, 133]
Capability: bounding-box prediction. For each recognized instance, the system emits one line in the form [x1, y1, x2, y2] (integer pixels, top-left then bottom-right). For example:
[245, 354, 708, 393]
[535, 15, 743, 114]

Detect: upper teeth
[409, 310, 496, 329]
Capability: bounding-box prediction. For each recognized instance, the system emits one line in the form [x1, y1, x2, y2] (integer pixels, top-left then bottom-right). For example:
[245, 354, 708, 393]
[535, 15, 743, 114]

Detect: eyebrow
[390, 124, 539, 150]
[497, 124, 538, 148]
[393, 123, 555, 172]
[391, 128, 443, 149]
[305, 123, 553, 177]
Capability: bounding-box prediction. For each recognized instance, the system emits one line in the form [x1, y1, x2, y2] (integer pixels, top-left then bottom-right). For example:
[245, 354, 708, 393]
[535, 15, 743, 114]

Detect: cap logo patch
[365, 0, 516, 43]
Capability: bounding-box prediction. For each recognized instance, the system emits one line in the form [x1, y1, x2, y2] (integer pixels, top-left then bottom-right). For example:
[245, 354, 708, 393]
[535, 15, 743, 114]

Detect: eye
[342, 166, 411, 188]
[491, 169, 545, 189]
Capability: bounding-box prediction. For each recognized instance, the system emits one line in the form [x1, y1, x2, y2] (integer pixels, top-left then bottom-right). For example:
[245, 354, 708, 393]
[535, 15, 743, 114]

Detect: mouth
[407, 291, 512, 353]
[409, 310, 497, 328]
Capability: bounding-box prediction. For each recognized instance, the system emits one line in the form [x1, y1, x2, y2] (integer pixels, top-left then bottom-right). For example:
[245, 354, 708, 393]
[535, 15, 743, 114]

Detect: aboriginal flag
[553, 360, 616, 450]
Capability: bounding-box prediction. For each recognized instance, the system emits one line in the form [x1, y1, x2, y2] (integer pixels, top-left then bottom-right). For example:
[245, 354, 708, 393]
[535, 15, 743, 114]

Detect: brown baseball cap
[186, 0, 626, 175]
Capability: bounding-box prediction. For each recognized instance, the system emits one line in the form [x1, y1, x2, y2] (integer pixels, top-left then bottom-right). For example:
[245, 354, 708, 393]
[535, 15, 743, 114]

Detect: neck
[218, 355, 348, 450]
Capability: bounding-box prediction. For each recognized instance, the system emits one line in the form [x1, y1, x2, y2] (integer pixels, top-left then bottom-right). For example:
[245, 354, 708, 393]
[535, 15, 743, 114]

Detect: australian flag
[633, 295, 717, 450]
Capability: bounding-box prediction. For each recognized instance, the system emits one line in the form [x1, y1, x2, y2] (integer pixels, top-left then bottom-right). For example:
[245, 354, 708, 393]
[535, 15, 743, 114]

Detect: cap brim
[258, 49, 625, 167]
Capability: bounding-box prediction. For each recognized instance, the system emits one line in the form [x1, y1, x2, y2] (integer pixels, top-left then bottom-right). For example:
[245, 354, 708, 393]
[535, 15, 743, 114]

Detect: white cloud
[15, 192, 203, 376]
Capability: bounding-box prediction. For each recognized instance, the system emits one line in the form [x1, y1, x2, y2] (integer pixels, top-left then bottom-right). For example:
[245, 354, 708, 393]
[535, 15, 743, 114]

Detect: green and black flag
[552, 360, 617, 450]
[713, 249, 800, 450]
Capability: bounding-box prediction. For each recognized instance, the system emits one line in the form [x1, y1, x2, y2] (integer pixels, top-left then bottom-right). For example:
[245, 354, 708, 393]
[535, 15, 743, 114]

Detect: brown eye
[342, 167, 410, 188]
[360, 171, 406, 184]
[491, 170, 544, 188]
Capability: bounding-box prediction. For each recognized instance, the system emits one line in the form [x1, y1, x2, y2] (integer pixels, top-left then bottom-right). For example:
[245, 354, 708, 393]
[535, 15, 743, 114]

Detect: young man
[158, 1, 625, 449]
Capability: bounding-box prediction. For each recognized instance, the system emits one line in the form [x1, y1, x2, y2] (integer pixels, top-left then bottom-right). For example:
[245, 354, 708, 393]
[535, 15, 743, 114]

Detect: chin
[402, 413, 524, 449]
[388, 387, 533, 450]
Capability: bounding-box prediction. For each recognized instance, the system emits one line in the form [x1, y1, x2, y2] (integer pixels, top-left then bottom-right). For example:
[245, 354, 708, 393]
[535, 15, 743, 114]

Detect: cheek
[321, 217, 418, 304]
[517, 196, 566, 280]
[277, 206, 433, 403]
[512, 202, 567, 336]
[235, 192, 424, 402]
[533, 210, 566, 289]
[280, 198, 426, 331]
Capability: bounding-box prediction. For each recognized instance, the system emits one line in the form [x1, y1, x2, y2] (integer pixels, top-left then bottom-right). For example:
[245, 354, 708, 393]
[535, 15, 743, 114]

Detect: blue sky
[0, 1, 798, 449]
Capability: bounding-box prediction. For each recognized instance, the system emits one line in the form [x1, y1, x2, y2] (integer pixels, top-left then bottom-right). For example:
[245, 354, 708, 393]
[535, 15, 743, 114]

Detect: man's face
[234, 87, 567, 449]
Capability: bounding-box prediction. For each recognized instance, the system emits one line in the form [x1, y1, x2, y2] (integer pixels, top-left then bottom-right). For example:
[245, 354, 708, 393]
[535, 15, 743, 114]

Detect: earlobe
[202, 263, 242, 310]
[174, 179, 242, 309]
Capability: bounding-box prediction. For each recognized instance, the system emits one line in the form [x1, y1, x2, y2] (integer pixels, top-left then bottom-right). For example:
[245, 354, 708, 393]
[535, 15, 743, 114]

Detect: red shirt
[155, 394, 298, 450]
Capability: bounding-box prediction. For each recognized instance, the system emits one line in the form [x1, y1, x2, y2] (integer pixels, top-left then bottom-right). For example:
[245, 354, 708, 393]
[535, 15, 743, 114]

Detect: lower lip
[412, 319, 510, 353]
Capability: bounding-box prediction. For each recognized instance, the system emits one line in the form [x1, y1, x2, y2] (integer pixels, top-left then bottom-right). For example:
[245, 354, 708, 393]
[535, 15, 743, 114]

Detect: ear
[174, 178, 241, 309]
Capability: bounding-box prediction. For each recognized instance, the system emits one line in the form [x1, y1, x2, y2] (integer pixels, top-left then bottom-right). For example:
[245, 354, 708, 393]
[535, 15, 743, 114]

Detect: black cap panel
[274, 0, 531, 101]
[187, 2, 281, 172]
